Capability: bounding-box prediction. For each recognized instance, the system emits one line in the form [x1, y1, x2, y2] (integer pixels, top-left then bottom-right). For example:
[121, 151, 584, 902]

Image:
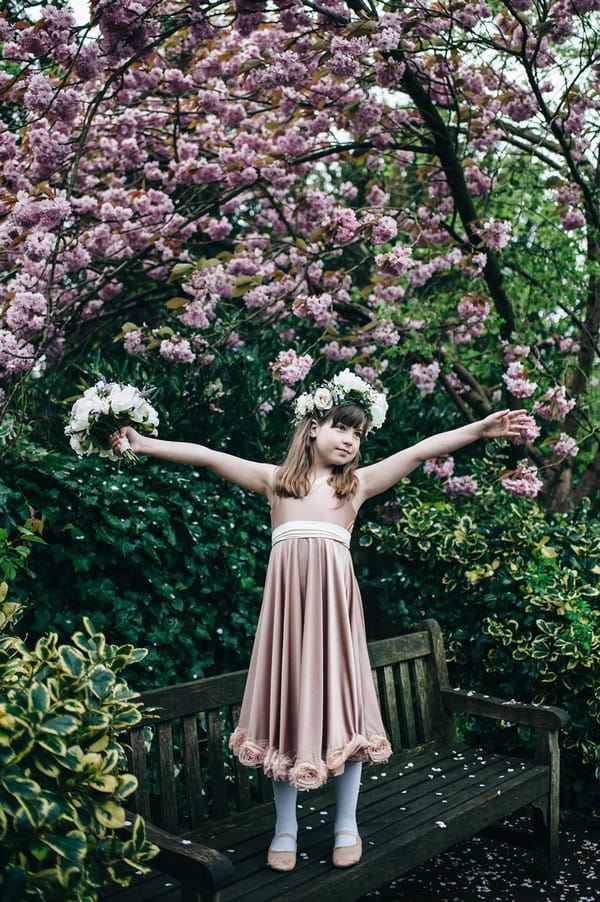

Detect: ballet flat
[332, 831, 362, 868]
[267, 833, 297, 871]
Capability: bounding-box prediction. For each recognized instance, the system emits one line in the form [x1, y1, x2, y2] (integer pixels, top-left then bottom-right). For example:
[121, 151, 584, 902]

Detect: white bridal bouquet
[65, 380, 159, 465]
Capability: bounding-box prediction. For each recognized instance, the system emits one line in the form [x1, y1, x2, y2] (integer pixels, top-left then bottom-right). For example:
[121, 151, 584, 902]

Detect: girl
[110, 369, 529, 873]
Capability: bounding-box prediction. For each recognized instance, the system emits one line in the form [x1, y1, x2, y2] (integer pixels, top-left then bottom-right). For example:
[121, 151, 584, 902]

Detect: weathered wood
[129, 727, 152, 822]
[107, 620, 569, 902]
[532, 727, 562, 878]
[181, 715, 206, 828]
[441, 687, 570, 729]
[156, 723, 179, 834]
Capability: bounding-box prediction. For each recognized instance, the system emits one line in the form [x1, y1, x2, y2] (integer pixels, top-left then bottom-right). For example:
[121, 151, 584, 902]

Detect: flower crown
[293, 369, 388, 433]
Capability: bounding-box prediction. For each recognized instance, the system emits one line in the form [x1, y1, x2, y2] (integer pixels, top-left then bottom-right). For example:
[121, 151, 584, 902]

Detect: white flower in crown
[294, 392, 315, 418]
[313, 387, 333, 410]
[370, 392, 389, 430]
[331, 369, 370, 395]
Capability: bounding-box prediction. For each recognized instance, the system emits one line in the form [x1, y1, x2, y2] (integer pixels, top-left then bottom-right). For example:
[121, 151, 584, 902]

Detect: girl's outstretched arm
[110, 427, 276, 496]
[356, 409, 530, 502]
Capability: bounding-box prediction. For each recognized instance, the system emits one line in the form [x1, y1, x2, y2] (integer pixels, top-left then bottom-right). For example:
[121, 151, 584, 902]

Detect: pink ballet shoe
[332, 831, 362, 868]
[267, 833, 297, 871]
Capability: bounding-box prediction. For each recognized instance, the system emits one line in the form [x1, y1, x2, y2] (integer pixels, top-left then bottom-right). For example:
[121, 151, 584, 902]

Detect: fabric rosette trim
[230, 730, 391, 789]
[65, 379, 159, 466]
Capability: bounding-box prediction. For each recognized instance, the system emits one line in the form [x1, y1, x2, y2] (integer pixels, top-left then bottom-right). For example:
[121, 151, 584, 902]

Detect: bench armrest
[124, 816, 235, 892]
[441, 688, 570, 731]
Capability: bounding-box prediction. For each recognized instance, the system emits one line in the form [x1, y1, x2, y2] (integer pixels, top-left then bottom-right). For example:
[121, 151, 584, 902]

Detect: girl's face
[310, 418, 363, 468]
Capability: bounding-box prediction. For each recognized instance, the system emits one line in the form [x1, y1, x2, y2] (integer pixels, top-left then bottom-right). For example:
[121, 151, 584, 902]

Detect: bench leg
[531, 799, 560, 880]
[533, 727, 561, 880]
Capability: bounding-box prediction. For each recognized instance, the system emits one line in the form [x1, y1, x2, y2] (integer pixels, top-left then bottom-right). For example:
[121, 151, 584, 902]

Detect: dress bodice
[270, 478, 357, 532]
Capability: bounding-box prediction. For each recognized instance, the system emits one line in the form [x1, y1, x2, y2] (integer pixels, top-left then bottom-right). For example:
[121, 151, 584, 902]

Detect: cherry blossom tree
[1, 0, 598, 509]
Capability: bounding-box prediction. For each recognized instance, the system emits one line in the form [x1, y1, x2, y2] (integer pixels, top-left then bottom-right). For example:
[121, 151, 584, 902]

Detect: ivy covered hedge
[1, 438, 270, 689]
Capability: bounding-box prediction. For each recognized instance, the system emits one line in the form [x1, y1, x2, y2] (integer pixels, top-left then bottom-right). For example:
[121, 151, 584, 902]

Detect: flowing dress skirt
[230, 533, 391, 789]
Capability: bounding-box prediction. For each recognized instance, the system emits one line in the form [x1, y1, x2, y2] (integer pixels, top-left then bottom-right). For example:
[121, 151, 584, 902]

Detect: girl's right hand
[109, 426, 141, 456]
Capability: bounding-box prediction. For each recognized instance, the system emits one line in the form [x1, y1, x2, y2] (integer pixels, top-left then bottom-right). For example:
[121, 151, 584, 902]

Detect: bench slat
[398, 660, 418, 747]
[129, 728, 152, 822]
[381, 664, 402, 749]
[181, 714, 206, 828]
[367, 630, 431, 668]
[206, 709, 228, 820]
[156, 723, 179, 834]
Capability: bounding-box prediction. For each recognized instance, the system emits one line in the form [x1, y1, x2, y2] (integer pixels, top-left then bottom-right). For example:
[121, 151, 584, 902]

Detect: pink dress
[229, 479, 391, 789]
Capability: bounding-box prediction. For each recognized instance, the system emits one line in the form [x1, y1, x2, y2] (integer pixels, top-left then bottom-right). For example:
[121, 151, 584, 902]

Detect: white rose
[369, 392, 389, 430]
[313, 387, 333, 411]
[109, 384, 139, 415]
[131, 399, 159, 431]
[68, 434, 85, 456]
[68, 398, 97, 432]
[332, 368, 369, 395]
[294, 392, 314, 418]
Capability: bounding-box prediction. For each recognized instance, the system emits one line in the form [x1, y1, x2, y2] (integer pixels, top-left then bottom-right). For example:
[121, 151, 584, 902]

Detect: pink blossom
[480, 219, 511, 250]
[558, 337, 580, 354]
[410, 361, 440, 395]
[509, 415, 540, 444]
[550, 432, 579, 460]
[333, 208, 359, 245]
[502, 362, 537, 398]
[323, 341, 355, 362]
[293, 293, 334, 328]
[159, 336, 195, 364]
[372, 215, 398, 245]
[501, 462, 544, 498]
[367, 185, 390, 206]
[457, 294, 490, 322]
[503, 344, 530, 364]
[443, 476, 478, 497]
[533, 385, 576, 420]
[424, 457, 455, 479]
[0, 330, 35, 373]
[272, 349, 313, 386]
[23, 74, 55, 112]
[376, 244, 413, 276]
[444, 374, 469, 395]
[464, 164, 492, 195]
[370, 321, 400, 347]
[560, 209, 586, 230]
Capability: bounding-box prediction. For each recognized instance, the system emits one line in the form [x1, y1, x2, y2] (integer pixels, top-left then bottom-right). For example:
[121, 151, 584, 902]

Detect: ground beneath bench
[364, 812, 599, 902]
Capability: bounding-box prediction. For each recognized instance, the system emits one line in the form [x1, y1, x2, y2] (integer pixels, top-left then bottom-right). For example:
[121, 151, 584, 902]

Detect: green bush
[358, 465, 600, 812]
[0, 602, 158, 900]
[1, 440, 270, 688]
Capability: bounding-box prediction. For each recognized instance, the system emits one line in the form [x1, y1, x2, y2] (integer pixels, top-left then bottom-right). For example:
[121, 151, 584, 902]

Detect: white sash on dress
[271, 520, 351, 548]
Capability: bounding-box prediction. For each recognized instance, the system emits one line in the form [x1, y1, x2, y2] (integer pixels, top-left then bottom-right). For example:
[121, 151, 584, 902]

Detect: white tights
[270, 761, 362, 852]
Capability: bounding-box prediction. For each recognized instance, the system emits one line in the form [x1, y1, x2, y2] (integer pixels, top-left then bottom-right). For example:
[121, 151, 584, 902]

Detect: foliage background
[0, 0, 599, 828]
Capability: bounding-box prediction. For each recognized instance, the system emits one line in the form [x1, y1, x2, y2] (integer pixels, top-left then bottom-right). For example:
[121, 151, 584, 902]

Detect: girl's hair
[275, 401, 368, 501]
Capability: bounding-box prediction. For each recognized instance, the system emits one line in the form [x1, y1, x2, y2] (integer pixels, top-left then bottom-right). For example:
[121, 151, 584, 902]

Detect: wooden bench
[101, 619, 569, 902]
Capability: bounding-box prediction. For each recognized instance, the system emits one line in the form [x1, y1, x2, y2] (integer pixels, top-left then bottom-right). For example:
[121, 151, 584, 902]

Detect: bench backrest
[126, 619, 454, 833]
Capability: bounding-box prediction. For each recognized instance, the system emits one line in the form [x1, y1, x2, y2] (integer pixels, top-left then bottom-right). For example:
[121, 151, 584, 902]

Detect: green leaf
[43, 830, 88, 861]
[41, 714, 79, 735]
[58, 645, 86, 677]
[2, 771, 41, 799]
[29, 683, 51, 713]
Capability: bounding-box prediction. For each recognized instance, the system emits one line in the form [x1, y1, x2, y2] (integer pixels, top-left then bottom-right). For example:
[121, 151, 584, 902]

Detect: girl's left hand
[480, 409, 531, 438]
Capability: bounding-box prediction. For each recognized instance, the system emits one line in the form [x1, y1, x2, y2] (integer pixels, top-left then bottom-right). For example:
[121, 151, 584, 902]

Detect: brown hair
[274, 401, 368, 501]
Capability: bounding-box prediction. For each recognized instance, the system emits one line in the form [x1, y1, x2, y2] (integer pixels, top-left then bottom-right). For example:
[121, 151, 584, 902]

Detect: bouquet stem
[110, 432, 138, 465]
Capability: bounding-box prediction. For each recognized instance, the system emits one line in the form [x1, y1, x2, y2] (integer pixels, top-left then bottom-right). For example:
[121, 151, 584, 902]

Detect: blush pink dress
[229, 479, 391, 789]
